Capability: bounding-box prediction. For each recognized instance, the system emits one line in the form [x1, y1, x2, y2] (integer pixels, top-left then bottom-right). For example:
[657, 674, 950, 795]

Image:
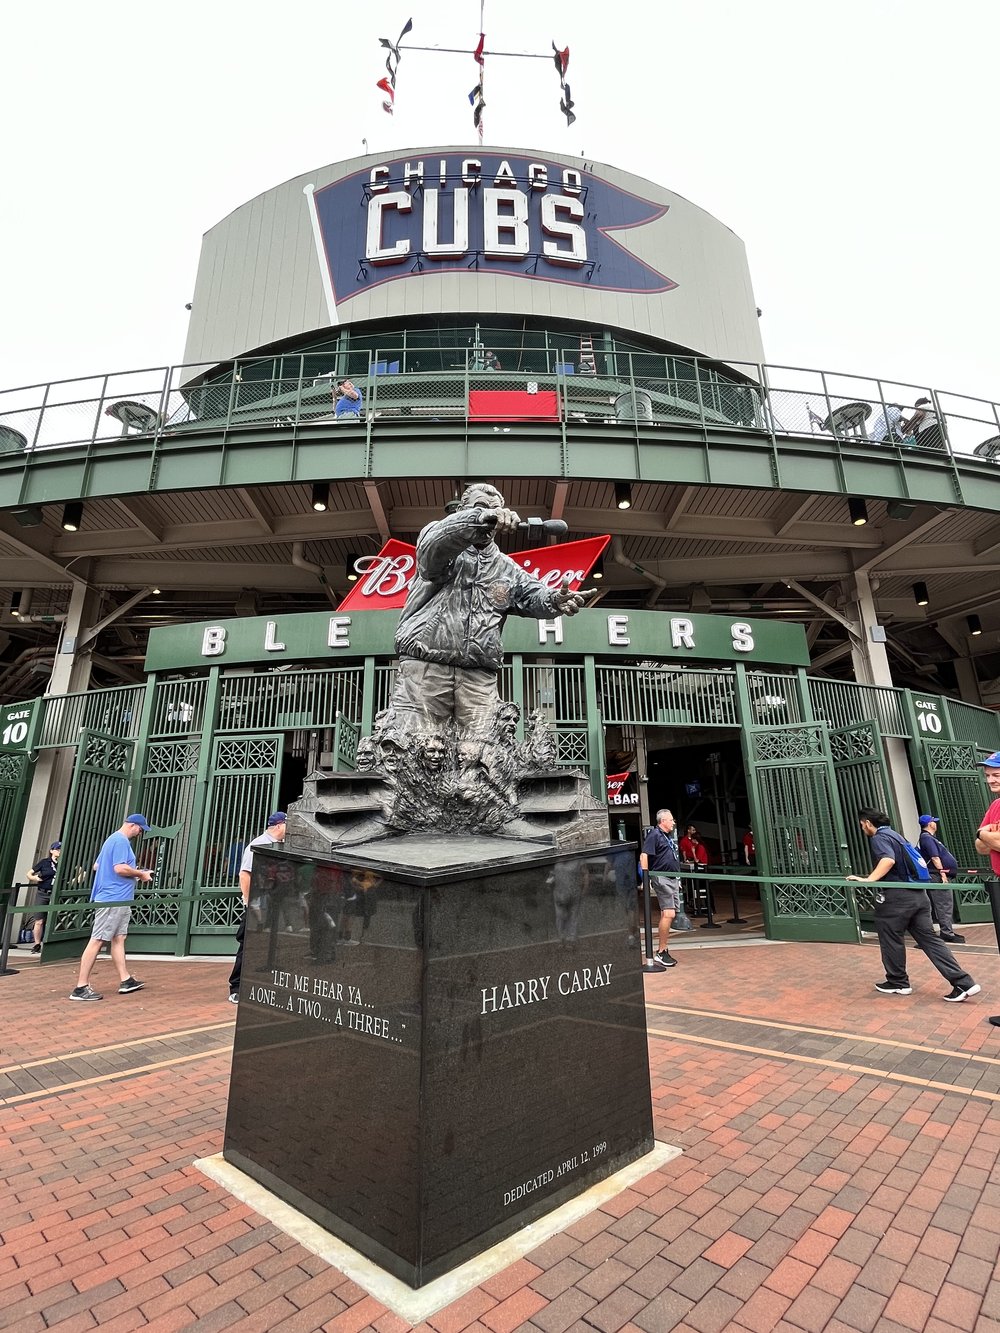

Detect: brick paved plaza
[4, 931, 1000, 1333]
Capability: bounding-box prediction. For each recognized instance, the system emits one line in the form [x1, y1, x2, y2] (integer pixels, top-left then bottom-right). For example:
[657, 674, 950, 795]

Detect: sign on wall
[0, 699, 39, 752]
[306, 152, 677, 314]
[145, 610, 810, 673]
[338, 534, 609, 612]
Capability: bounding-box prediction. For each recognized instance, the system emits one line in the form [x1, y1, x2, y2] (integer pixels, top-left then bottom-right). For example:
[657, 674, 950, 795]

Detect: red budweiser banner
[339, 534, 610, 612]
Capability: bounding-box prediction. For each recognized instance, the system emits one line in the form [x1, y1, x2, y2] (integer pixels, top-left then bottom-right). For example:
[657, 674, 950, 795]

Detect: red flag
[339, 534, 609, 612]
[473, 32, 485, 65]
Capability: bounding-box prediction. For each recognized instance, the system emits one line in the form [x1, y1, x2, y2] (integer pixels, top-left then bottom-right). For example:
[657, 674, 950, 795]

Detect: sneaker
[875, 981, 912, 995]
[118, 977, 144, 994]
[939, 933, 966, 943]
[655, 950, 678, 968]
[69, 985, 103, 1001]
[944, 983, 980, 1002]
[31, 943, 41, 953]
[228, 992, 239, 1004]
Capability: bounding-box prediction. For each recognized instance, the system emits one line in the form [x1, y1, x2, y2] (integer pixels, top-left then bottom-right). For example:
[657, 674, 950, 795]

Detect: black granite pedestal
[223, 836, 653, 1288]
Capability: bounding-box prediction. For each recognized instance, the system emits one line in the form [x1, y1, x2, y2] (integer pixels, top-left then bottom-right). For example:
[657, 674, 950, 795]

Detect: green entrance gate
[744, 720, 858, 942]
[46, 729, 136, 959]
[914, 739, 993, 922]
[188, 732, 283, 954]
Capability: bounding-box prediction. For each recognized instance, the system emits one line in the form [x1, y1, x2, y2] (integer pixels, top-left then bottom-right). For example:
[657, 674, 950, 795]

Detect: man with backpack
[848, 807, 980, 1002]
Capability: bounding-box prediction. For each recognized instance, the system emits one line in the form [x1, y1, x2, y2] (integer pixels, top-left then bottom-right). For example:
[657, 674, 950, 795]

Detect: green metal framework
[6, 655, 1000, 956]
[4, 353, 1000, 515]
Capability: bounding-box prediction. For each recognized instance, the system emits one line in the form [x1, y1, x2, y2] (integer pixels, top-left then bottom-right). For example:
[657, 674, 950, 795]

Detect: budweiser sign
[339, 535, 610, 611]
[607, 771, 639, 806]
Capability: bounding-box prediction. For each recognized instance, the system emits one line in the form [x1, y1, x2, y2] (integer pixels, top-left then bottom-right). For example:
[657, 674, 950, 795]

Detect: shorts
[650, 875, 682, 913]
[91, 905, 132, 941]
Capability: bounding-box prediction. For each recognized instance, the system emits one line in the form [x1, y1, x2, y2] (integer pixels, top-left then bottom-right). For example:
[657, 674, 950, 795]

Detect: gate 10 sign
[0, 699, 38, 752]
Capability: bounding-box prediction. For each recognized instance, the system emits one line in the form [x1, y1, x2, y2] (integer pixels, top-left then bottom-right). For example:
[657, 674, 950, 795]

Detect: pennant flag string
[375, 17, 413, 116]
[552, 41, 576, 126]
[370, 14, 579, 133]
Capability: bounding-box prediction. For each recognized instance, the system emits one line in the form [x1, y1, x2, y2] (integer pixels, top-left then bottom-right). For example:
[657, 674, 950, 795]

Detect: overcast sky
[2, 0, 997, 409]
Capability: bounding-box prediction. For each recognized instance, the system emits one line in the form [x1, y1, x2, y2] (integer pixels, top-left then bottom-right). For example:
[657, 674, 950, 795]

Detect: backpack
[881, 829, 931, 883]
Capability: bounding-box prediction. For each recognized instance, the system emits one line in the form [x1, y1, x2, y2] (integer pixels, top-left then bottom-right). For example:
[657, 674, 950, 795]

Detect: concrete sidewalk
[3, 928, 1000, 1332]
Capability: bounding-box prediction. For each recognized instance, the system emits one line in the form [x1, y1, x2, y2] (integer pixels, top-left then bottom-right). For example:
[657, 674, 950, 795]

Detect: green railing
[2, 351, 1000, 465]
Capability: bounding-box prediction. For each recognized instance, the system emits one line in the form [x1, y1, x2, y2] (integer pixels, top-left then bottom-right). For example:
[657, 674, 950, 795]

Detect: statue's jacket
[394, 508, 560, 674]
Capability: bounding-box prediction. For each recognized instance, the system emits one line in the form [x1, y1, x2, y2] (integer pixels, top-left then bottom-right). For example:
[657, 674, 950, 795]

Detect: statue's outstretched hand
[551, 579, 592, 616]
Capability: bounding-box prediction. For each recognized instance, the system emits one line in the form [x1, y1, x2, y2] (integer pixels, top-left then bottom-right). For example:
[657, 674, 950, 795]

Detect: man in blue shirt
[69, 814, 152, 1001]
[916, 814, 964, 943]
[848, 807, 978, 1002]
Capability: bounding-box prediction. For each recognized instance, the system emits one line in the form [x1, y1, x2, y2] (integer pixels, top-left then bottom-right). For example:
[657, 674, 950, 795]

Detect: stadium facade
[2, 145, 999, 956]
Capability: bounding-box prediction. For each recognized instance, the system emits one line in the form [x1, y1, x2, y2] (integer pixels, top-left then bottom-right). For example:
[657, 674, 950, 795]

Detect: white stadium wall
[183, 145, 764, 371]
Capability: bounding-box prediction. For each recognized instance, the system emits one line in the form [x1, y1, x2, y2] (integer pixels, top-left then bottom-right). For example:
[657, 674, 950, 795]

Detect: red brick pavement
[3, 933, 1000, 1332]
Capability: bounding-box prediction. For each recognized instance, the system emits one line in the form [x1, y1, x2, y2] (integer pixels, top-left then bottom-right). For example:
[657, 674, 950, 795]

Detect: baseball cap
[918, 814, 940, 826]
[50, 840, 62, 850]
[979, 752, 1000, 768]
[267, 811, 287, 827]
[125, 813, 150, 831]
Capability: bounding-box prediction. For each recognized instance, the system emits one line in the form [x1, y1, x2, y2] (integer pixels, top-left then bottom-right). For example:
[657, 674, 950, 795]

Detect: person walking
[69, 815, 152, 1001]
[848, 807, 979, 1002]
[973, 753, 1000, 1026]
[229, 812, 286, 1004]
[24, 840, 61, 952]
[640, 809, 683, 969]
[916, 814, 964, 942]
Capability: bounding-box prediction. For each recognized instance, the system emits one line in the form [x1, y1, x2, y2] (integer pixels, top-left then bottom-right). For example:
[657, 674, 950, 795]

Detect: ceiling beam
[772, 495, 814, 535]
[236, 488, 274, 533]
[114, 497, 163, 541]
[363, 481, 391, 543]
[855, 510, 950, 573]
[0, 518, 81, 584]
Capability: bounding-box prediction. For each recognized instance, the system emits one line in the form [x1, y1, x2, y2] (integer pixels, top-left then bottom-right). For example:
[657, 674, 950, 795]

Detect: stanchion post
[699, 872, 722, 930]
[0, 885, 20, 977]
[641, 869, 659, 972]
[727, 871, 747, 925]
[986, 880, 1000, 956]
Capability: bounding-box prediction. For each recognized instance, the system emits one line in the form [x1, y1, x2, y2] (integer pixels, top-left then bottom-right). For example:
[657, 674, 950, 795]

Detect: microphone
[516, 518, 568, 536]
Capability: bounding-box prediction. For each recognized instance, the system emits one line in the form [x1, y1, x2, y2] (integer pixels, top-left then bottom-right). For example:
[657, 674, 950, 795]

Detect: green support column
[176, 668, 223, 955]
[511, 655, 525, 742]
[583, 655, 605, 802]
[126, 674, 158, 814]
[361, 656, 376, 733]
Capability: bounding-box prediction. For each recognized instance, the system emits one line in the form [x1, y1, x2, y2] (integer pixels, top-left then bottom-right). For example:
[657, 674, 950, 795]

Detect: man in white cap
[69, 815, 152, 1001]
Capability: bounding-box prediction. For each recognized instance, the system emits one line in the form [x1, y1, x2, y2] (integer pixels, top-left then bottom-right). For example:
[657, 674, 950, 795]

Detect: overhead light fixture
[913, 581, 929, 607]
[311, 482, 329, 512]
[61, 501, 83, 532]
[886, 500, 916, 520]
[12, 505, 43, 528]
[346, 553, 360, 582]
[151, 587, 161, 596]
[614, 482, 632, 510]
[968, 614, 983, 636]
[592, 554, 604, 580]
[848, 497, 868, 526]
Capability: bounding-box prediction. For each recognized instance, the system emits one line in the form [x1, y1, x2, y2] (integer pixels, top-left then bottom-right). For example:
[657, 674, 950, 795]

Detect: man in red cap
[974, 753, 1000, 1026]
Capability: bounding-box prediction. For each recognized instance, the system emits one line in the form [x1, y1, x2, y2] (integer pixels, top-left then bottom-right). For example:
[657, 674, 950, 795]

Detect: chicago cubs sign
[305, 152, 678, 308]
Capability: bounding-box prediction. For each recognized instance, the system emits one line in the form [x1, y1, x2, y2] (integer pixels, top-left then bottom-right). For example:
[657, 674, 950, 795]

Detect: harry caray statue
[389, 482, 586, 739]
[346, 482, 590, 833]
